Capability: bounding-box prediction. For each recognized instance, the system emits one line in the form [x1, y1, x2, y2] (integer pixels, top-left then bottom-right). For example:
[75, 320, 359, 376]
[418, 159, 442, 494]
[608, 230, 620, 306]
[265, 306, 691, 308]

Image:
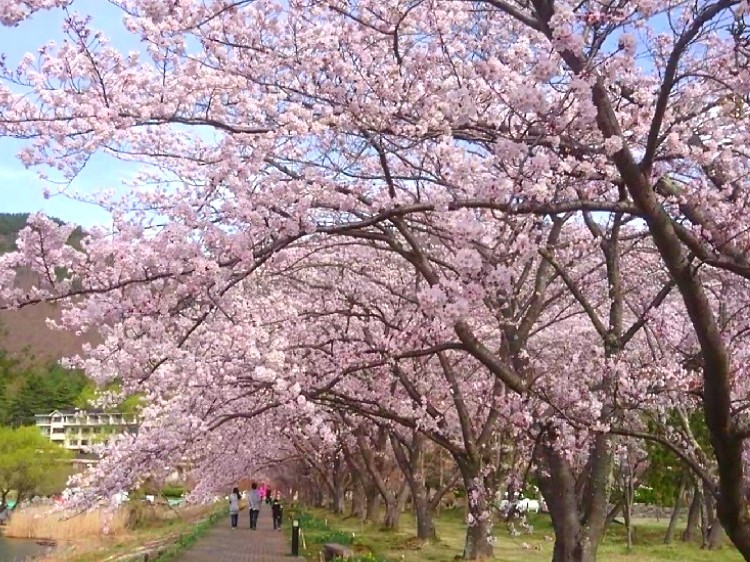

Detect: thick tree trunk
[458, 462, 494, 560]
[463, 516, 494, 561]
[664, 475, 687, 544]
[414, 492, 437, 540]
[538, 455, 585, 562]
[538, 436, 611, 562]
[328, 455, 346, 514]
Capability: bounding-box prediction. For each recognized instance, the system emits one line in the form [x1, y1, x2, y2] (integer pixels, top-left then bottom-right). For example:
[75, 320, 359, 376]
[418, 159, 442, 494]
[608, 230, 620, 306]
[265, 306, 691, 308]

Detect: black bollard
[291, 519, 300, 556]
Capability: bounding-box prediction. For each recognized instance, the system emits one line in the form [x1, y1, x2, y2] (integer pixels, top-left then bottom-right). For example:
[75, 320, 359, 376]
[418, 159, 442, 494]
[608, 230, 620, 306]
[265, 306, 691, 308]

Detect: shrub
[161, 484, 186, 498]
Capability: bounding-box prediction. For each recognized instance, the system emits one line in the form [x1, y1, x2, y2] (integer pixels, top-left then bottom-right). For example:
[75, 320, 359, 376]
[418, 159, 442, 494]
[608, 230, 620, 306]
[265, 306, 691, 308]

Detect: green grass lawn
[290, 506, 743, 562]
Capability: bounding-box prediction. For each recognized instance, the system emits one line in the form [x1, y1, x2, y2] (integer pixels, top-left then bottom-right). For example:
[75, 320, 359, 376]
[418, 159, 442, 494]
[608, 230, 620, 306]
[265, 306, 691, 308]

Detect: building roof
[34, 409, 133, 417]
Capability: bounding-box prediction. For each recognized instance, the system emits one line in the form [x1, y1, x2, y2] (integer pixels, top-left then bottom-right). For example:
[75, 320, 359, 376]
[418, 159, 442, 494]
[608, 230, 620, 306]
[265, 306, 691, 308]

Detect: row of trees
[271, 409, 723, 550]
[2, 1, 750, 561]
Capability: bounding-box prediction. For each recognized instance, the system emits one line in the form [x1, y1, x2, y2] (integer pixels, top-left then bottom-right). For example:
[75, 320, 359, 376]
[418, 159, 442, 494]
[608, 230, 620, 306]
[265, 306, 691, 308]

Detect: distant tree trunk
[313, 486, 326, 508]
[343, 450, 367, 520]
[623, 487, 633, 550]
[332, 483, 345, 514]
[382, 481, 409, 530]
[350, 480, 366, 520]
[389, 431, 437, 540]
[700, 486, 711, 548]
[665, 475, 687, 544]
[621, 461, 635, 551]
[606, 498, 623, 527]
[365, 486, 381, 522]
[328, 455, 346, 514]
[683, 484, 702, 542]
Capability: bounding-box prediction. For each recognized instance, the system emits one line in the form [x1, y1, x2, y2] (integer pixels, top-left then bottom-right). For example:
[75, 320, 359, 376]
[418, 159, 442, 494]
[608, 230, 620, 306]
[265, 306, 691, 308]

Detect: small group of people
[228, 482, 284, 530]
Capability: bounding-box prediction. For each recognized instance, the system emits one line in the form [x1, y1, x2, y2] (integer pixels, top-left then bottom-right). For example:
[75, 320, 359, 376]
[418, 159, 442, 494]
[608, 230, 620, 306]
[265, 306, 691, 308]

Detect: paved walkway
[175, 507, 291, 562]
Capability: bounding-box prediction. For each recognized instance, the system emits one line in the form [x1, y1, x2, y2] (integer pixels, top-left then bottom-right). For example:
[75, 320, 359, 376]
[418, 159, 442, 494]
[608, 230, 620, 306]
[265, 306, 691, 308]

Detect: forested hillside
[0, 213, 92, 425]
[0, 213, 30, 253]
[0, 213, 91, 366]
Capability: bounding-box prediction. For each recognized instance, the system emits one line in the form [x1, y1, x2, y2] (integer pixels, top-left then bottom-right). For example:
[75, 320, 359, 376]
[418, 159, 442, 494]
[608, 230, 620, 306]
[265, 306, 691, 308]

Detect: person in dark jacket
[271, 491, 283, 530]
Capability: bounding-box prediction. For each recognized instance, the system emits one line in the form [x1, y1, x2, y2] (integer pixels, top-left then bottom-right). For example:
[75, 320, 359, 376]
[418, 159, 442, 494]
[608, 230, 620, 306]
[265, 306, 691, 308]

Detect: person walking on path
[271, 491, 283, 530]
[247, 482, 262, 530]
[229, 487, 241, 529]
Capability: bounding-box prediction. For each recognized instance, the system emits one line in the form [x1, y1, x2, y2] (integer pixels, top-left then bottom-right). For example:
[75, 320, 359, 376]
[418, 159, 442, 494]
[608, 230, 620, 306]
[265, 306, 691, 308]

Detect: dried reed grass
[4, 504, 130, 540]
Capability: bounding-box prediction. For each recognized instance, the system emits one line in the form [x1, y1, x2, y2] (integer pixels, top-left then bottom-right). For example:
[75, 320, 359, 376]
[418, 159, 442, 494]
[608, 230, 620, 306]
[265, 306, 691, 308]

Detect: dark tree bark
[330, 454, 346, 514]
[665, 475, 687, 544]
[382, 481, 409, 530]
[537, 435, 612, 562]
[350, 478, 366, 520]
[683, 484, 702, 542]
[390, 430, 437, 540]
[356, 426, 405, 530]
[365, 487, 381, 522]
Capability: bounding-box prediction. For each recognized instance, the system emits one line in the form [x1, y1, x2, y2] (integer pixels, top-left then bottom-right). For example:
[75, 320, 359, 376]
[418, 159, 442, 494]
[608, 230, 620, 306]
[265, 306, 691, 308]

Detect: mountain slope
[0, 213, 91, 365]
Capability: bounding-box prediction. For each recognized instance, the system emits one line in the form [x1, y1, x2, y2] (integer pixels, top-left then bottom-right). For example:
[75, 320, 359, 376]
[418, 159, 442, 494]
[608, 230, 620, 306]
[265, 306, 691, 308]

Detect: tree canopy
[0, 425, 71, 509]
[2, 1, 750, 560]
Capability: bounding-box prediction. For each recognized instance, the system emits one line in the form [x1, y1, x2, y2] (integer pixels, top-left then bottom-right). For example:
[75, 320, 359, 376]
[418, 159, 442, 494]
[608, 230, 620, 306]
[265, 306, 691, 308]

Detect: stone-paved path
[174, 507, 292, 562]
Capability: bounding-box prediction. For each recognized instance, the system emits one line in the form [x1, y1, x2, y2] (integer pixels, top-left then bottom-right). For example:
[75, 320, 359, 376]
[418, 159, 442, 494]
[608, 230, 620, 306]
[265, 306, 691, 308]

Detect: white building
[35, 409, 139, 452]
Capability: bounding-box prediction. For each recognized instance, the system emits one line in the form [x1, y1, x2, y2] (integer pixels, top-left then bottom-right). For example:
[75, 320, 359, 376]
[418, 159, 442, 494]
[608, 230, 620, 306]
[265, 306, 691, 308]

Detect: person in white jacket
[248, 482, 262, 530]
[229, 487, 241, 529]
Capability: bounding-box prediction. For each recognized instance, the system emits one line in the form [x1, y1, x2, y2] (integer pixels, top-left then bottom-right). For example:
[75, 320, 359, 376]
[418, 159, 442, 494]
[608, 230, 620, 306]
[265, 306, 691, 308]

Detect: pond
[0, 535, 53, 561]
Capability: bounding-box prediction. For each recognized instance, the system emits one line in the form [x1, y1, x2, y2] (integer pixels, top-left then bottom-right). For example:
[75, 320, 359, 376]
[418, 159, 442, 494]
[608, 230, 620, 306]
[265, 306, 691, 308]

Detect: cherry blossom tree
[3, 0, 750, 560]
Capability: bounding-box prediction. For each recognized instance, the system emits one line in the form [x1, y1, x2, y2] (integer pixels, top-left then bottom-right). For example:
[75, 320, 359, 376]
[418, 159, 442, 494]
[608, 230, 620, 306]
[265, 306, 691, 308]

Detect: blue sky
[0, 0, 136, 227]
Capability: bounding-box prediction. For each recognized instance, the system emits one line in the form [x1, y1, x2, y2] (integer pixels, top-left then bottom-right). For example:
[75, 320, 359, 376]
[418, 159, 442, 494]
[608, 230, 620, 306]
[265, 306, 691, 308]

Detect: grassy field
[292, 506, 743, 562]
[9, 502, 224, 562]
